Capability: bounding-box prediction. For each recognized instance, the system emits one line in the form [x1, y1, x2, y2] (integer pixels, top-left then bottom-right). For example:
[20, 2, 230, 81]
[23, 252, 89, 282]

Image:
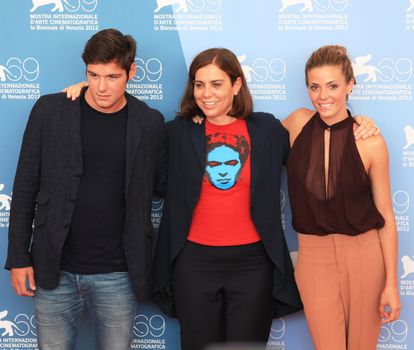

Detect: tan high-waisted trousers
[294, 229, 385, 350]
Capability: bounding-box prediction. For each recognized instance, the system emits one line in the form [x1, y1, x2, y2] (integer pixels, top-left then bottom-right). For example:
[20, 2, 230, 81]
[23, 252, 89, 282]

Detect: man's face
[206, 145, 242, 190]
[84, 61, 135, 113]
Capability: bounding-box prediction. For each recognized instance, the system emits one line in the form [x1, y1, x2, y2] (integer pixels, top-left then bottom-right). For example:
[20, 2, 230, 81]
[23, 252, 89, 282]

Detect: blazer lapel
[247, 116, 265, 196]
[190, 120, 206, 170]
[125, 95, 143, 193]
[68, 98, 83, 172]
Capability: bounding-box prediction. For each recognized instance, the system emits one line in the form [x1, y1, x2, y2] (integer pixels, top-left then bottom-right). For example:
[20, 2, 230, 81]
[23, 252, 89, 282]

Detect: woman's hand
[379, 285, 401, 323]
[354, 115, 380, 140]
[192, 115, 204, 124]
[63, 81, 88, 101]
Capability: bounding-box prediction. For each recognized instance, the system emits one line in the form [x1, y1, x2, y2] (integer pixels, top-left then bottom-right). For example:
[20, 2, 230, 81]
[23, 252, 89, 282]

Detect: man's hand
[10, 267, 36, 297]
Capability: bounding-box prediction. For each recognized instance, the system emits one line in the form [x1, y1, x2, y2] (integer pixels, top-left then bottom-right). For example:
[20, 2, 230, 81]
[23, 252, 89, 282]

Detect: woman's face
[193, 64, 241, 125]
[307, 65, 354, 124]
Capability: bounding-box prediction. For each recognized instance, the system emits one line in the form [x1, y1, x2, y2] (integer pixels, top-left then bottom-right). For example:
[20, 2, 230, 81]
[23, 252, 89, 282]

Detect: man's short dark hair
[82, 28, 136, 75]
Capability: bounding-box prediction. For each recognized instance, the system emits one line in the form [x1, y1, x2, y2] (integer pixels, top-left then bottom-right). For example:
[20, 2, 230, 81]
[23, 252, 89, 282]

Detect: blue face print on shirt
[206, 145, 242, 190]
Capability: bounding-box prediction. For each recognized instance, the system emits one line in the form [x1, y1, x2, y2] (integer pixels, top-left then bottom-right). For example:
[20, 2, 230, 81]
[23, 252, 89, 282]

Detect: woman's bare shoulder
[282, 108, 314, 129]
[356, 134, 388, 172]
[282, 108, 315, 144]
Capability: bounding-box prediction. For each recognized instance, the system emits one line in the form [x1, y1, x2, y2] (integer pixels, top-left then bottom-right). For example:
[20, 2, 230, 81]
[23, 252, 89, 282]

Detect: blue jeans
[34, 271, 137, 350]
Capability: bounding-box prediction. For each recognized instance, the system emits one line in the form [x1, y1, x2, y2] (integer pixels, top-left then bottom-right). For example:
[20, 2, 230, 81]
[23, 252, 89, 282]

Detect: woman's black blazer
[152, 112, 302, 317]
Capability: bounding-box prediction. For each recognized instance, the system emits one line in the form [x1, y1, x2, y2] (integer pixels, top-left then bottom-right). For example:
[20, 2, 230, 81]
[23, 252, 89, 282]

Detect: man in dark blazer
[5, 29, 166, 350]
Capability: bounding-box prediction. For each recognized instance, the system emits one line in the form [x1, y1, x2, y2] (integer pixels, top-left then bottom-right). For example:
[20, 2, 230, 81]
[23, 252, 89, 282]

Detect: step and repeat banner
[0, 1, 413, 349]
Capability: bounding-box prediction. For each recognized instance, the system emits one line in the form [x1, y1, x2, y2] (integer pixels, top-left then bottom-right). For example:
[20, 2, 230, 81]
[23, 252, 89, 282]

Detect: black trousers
[172, 241, 274, 350]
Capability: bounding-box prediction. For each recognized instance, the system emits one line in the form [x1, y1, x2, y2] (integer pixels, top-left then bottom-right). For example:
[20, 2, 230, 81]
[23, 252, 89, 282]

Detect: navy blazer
[152, 112, 302, 317]
[5, 91, 167, 300]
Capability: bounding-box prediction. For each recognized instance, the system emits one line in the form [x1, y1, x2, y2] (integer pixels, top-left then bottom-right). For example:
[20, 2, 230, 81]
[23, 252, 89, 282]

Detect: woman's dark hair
[178, 48, 253, 119]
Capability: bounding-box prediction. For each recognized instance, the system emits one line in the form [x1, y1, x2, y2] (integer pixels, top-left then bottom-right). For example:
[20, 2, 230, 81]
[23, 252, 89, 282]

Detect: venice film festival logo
[0, 184, 12, 228]
[153, 0, 223, 31]
[349, 54, 413, 102]
[29, 0, 98, 13]
[0, 58, 41, 101]
[131, 314, 166, 349]
[127, 56, 164, 102]
[402, 125, 414, 168]
[0, 310, 37, 348]
[154, 0, 222, 13]
[277, 0, 349, 31]
[237, 54, 287, 102]
[28, 0, 99, 31]
[378, 320, 409, 348]
[406, 0, 414, 31]
[267, 318, 287, 349]
[280, 189, 288, 230]
[393, 190, 410, 233]
[400, 225, 414, 299]
[151, 198, 164, 231]
[403, 125, 414, 150]
[401, 255, 414, 279]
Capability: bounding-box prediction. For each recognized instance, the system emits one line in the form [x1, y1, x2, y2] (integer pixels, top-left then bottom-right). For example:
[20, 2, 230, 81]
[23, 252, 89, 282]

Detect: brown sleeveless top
[286, 112, 385, 236]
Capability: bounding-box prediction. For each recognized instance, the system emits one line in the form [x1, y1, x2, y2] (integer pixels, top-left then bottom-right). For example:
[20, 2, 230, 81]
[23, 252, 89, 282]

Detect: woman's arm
[365, 136, 401, 323]
[282, 110, 380, 145]
[281, 108, 314, 147]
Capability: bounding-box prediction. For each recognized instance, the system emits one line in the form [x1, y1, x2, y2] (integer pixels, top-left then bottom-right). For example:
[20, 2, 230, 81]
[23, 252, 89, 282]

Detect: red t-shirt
[187, 119, 261, 246]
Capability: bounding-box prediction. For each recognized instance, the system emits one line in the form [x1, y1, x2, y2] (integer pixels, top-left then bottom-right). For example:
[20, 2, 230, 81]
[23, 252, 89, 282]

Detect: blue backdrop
[0, 1, 413, 349]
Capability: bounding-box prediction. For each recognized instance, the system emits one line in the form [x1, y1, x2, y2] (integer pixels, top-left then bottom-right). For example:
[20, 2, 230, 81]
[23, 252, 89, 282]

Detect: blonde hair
[305, 45, 355, 86]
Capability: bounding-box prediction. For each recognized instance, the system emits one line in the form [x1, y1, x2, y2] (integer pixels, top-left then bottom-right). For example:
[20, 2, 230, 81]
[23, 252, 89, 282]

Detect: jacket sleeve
[5, 98, 45, 269]
[280, 120, 290, 166]
[266, 114, 290, 166]
[154, 119, 168, 198]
